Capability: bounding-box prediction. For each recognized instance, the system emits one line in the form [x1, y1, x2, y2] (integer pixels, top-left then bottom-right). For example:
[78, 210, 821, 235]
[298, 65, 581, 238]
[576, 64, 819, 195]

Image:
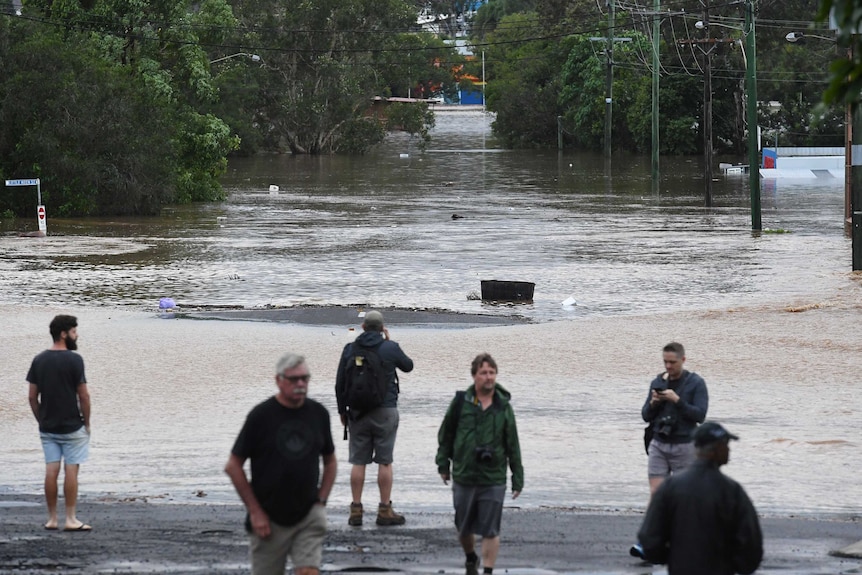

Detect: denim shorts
[40, 426, 90, 465]
[348, 407, 399, 465]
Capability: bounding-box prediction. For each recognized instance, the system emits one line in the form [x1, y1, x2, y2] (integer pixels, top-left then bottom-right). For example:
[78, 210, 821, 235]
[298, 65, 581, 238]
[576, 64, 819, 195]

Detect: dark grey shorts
[647, 438, 695, 478]
[452, 482, 505, 538]
[348, 407, 399, 465]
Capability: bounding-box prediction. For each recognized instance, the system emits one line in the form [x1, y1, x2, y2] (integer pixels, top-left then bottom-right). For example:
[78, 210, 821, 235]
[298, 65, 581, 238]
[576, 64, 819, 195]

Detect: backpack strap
[446, 390, 467, 443]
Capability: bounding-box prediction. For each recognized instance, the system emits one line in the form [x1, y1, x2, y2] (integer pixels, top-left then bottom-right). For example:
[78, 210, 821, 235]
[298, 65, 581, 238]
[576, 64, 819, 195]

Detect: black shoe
[629, 543, 645, 560]
[465, 558, 479, 575]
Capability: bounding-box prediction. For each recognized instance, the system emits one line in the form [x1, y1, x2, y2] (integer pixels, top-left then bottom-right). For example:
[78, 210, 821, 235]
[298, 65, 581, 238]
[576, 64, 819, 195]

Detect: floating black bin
[481, 280, 535, 302]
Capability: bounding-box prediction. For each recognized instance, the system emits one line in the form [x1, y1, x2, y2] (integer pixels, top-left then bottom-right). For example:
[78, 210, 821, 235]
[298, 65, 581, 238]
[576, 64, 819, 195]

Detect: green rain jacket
[436, 383, 524, 492]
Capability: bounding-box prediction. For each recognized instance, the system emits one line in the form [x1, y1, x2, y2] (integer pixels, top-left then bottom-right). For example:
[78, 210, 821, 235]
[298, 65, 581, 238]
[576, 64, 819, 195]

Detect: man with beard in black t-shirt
[225, 353, 337, 575]
[27, 314, 91, 532]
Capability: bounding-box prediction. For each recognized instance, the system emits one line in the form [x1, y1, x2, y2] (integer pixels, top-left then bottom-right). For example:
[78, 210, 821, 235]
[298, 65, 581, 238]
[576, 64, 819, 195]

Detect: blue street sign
[5, 178, 39, 186]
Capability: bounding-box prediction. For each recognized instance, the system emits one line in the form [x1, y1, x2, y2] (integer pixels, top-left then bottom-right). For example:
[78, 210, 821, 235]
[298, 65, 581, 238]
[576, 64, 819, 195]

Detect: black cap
[693, 422, 739, 447]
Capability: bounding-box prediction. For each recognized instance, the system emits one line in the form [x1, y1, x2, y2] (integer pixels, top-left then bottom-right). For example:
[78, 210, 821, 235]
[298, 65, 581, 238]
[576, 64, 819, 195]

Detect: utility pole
[651, 0, 660, 191]
[605, 0, 615, 158]
[679, 33, 732, 207]
[745, 0, 761, 231]
[702, 1, 713, 207]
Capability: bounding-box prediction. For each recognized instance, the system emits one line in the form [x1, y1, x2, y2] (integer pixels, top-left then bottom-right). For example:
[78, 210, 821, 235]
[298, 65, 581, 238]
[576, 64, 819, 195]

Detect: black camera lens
[475, 446, 493, 463]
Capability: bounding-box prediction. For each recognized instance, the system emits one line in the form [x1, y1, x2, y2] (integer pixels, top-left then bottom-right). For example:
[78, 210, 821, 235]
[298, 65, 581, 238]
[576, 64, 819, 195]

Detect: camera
[475, 446, 494, 463]
[656, 414, 677, 437]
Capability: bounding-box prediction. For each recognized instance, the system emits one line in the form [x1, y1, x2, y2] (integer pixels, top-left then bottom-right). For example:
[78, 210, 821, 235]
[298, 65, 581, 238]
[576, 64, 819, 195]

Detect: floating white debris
[159, 297, 177, 309]
[399, 153, 409, 158]
[561, 296, 577, 307]
[269, 184, 279, 192]
[357, 311, 366, 318]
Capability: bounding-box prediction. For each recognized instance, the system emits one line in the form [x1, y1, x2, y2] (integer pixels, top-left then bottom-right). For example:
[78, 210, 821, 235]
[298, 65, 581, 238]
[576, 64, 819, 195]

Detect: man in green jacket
[436, 353, 523, 575]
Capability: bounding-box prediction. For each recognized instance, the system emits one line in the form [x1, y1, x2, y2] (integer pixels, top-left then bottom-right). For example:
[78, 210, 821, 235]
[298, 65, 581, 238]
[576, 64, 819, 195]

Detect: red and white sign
[37, 205, 47, 232]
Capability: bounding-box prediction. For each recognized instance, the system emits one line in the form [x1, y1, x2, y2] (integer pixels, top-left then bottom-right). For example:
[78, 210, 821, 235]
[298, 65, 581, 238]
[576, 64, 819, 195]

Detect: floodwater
[0, 112, 848, 320]
[1, 111, 859, 520]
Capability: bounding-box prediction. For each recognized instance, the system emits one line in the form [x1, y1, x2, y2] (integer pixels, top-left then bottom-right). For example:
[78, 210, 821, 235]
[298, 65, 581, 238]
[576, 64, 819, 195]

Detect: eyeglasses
[278, 374, 311, 383]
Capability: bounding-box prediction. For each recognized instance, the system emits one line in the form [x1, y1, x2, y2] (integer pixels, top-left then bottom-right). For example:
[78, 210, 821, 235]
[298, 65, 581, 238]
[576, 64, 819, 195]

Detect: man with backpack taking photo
[335, 310, 414, 527]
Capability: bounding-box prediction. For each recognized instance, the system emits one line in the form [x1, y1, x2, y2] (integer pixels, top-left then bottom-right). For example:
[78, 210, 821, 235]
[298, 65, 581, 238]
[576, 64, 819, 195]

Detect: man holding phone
[630, 342, 709, 560]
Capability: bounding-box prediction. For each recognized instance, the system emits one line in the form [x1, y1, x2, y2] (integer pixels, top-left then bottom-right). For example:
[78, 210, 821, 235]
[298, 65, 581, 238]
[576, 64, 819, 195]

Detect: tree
[0, 24, 176, 215]
[816, 0, 860, 105]
[232, 0, 444, 154]
[0, 0, 241, 214]
[482, 12, 569, 147]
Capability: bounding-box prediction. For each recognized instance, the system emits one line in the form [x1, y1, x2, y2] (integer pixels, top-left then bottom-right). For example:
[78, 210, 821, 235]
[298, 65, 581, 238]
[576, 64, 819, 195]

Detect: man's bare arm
[77, 383, 91, 431]
[28, 383, 40, 422]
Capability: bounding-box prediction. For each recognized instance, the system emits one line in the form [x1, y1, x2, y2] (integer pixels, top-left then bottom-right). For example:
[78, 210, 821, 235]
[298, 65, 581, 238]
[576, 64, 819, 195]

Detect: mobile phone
[654, 388, 667, 393]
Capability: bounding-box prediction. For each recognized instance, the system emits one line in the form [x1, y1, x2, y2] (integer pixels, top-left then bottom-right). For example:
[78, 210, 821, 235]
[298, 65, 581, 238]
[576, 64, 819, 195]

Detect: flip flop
[44, 526, 58, 531]
[63, 524, 92, 532]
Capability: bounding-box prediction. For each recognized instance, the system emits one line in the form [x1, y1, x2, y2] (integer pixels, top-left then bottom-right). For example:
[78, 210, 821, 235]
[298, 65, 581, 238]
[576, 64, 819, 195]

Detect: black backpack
[344, 343, 390, 413]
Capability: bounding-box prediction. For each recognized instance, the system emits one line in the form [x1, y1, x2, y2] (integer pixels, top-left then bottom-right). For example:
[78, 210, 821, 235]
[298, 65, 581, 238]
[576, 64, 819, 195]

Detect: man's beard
[65, 336, 78, 351]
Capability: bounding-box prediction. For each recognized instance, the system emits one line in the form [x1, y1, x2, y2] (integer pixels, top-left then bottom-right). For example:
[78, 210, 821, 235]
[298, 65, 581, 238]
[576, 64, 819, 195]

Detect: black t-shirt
[231, 397, 334, 528]
[26, 350, 87, 433]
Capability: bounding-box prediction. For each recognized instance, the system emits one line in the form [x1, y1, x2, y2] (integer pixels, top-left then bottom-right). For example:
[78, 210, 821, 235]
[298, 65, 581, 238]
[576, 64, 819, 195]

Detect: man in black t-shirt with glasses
[225, 353, 337, 575]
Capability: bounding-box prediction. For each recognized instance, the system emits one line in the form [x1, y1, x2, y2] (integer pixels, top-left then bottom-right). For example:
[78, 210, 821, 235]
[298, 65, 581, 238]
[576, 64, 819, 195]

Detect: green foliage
[472, 0, 536, 38]
[483, 12, 569, 147]
[230, 0, 459, 154]
[174, 112, 239, 203]
[0, 25, 176, 216]
[0, 0, 242, 215]
[383, 102, 436, 150]
[817, 0, 862, 104]
[337, 117, 388, 154]
[376, 33, 464, 100]
[477, 0, 838, 153]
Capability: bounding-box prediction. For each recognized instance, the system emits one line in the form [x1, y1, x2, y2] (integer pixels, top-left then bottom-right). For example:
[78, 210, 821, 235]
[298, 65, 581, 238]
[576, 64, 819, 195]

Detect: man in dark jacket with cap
[636, 422, 763, 575]
[335, 310, 413, 527]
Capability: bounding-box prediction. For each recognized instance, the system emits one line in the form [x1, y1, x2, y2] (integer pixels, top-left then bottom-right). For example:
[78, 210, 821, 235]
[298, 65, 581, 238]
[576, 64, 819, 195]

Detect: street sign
[37, 205, 46, 232]
[5, 179, 39, 186]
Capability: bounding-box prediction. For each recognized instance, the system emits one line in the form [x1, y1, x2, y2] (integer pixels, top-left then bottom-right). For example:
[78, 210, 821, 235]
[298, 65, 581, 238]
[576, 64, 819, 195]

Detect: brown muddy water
[1, 111, 859, 519]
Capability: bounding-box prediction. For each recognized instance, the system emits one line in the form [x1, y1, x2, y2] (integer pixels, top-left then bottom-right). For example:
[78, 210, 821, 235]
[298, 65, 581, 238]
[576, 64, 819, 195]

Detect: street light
[695, 13, 760, 230]
[785, 31, 837, 43]
[209, 53, 262, 65]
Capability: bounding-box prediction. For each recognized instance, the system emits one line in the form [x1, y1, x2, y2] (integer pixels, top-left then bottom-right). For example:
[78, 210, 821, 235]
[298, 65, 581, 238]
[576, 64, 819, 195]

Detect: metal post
[558, 116, 563, 150]
[745, 0, 761, 231]
[845, 99, 852, 236]
[651, 0, 660, 189]
[854, 210, 862, 270]
[846, 44, 853, 237]
[853, 102, 862, 270]
[604, 0, 614, 158]
[482, 51, 486, 109]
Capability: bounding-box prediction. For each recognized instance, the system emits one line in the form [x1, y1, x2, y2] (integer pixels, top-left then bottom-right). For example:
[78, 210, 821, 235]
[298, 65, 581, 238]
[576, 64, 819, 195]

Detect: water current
[0, 112, 849, 320]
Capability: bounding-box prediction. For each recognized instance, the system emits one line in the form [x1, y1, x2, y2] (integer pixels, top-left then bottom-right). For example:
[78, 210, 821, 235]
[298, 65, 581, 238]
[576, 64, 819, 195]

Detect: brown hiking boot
[348, 502, 363, 526]
[376, 501, 406, 526]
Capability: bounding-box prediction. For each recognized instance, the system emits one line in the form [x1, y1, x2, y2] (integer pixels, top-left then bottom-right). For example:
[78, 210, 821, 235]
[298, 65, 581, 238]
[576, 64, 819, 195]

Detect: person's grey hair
[275, 353, 306, 375]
